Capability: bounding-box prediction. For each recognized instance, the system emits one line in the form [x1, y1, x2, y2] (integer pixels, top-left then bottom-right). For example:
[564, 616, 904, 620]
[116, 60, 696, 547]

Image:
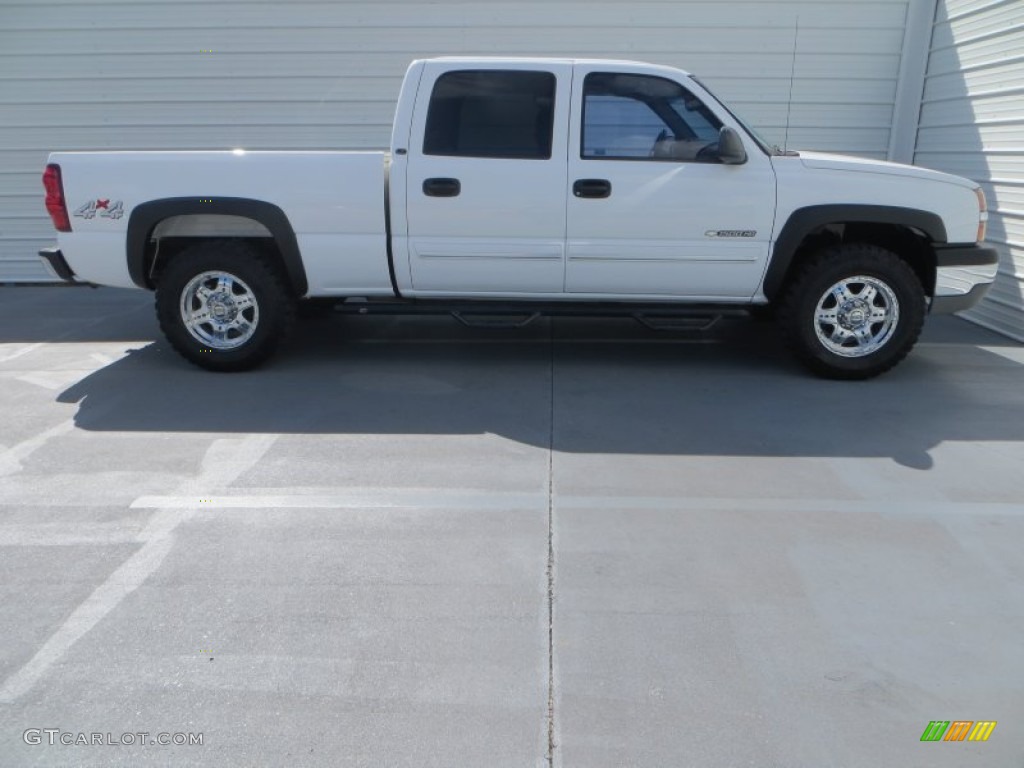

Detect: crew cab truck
[40, 57, 997, 379]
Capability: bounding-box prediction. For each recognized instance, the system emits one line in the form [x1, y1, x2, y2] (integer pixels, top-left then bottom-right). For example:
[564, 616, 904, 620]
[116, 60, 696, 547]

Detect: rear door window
[423, 70, 557, 160]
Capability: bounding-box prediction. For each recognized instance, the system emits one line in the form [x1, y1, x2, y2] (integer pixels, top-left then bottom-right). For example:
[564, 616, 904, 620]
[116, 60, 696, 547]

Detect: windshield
[689, 76, 785, 156]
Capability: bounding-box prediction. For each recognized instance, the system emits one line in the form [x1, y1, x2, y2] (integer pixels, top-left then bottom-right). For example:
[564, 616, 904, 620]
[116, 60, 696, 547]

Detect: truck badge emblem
[705, 230, 756, 238]
[74, 199, 124, 220]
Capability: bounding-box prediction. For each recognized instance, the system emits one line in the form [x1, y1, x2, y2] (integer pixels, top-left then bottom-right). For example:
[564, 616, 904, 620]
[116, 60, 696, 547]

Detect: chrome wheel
[179, 271, 259, 350]
[813, 275, 899, 358]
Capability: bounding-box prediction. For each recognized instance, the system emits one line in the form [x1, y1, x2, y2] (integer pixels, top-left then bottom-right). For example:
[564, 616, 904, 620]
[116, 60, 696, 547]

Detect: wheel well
[781, 222, 936, 298]
[145, 235, 289, 291]
[126, 198, 308, 296]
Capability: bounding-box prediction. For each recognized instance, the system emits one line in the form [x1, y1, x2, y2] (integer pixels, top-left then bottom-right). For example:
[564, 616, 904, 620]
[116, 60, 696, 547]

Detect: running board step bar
[332, 298, 748, 329]
[451, 311, 541, 329]
[632, 313, 721, 332]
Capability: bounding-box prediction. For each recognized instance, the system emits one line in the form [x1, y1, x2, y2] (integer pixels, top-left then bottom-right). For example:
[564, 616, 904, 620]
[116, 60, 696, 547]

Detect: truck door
[565, 65, 776, 299]
[403, 62, 572, 295]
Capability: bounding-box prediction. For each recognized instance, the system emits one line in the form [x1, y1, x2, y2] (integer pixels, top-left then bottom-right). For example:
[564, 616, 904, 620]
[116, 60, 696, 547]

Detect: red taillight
[43, 163, 71, 232]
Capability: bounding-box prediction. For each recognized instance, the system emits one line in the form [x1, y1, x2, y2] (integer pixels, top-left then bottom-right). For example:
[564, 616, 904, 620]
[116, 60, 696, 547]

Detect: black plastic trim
[38, 246, 77, 283]
[762, 204, 948, 300]
[934, 244, 998, 267]
[333, 298, 750, 318]
[382, 161, 401, 297]
[931, 282, 991, 314]
[573, 179, 612, 198]
[422, 178, 461, 197]
[125, 197, 308, 295]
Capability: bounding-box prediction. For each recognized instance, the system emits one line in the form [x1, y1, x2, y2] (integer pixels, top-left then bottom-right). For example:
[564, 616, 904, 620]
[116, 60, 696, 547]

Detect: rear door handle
[573, 179, 611, 199]
[423, 178, 461, 197]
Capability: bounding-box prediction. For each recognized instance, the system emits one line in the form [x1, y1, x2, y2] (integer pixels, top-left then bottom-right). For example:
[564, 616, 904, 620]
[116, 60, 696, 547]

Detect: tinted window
[582, 73, 723, 162]
[583, 94, 665, 158]
[424, 70, 556, 160]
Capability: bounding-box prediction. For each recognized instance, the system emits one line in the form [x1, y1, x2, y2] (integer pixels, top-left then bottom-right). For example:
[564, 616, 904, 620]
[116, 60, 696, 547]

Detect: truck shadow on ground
[54, 313, 1024, 468]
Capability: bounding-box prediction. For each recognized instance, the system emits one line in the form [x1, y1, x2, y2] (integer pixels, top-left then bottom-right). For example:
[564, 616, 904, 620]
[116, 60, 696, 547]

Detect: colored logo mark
[73, 199, 123, 220]
[921, 720, 996, 742]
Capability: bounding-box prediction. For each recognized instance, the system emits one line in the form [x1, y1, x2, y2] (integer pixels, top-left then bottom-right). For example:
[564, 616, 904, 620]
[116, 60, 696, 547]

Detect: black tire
[778, 243, 926, 380]
[155, 239, 296, 372]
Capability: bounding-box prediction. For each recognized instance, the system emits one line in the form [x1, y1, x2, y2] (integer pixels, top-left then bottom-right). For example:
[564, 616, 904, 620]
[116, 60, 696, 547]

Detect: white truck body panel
[52, 151, 392, 296]
[401, 60, 574, 296]
[777, 152, 982, 244]
[45, 56, 991, 303]
[41, 56, 997, 377]
[565, 61, 775, 301]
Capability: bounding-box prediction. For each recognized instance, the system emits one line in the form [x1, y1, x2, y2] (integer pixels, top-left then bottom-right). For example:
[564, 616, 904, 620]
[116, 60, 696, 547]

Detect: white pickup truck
[40, 57, 997, 379]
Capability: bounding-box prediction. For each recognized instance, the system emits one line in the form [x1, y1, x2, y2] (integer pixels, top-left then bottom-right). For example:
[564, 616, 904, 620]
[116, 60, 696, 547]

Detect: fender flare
[762, 204, 947, 300]
[125, 197, 308, 295]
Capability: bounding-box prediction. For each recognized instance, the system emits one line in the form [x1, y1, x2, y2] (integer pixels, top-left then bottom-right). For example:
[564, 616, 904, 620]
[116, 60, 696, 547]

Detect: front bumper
[931, 244, 999, 314]
[38, 246, 79, 283]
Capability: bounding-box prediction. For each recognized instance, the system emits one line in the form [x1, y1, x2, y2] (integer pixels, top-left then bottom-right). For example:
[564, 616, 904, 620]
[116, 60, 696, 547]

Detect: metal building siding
[1, 0, 909, 282]
[915, 0, 1024, 341]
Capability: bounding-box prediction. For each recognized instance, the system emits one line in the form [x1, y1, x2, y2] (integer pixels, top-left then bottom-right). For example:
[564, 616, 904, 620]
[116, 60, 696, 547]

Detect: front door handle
[423, 178, 461, 197]
[573, 179, 611, 199]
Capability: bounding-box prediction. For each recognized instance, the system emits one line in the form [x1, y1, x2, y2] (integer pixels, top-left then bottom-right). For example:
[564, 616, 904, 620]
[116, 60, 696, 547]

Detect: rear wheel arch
[764, 205, 945, 301]
[126, 197, 308, 296]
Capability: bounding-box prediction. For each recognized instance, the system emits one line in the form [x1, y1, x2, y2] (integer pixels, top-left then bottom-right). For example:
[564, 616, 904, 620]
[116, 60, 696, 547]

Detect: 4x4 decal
[74, 199, 124, 220]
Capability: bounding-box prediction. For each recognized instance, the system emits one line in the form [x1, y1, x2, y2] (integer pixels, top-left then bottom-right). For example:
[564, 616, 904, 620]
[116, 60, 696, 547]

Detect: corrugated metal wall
[915, 0, 1024, 341]
[0, 0, 910, 282]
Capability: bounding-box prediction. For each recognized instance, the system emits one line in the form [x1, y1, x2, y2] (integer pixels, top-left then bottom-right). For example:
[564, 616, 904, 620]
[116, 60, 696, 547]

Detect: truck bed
[51, 150, 392, 295]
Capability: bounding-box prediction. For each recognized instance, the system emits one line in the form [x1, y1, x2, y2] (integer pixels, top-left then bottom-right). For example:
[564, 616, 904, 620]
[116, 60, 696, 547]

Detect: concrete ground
[0, 285, 1022, 767]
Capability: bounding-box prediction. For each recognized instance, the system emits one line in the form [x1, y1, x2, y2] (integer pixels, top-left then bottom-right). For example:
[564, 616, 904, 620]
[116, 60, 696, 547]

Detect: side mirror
[717, 126, 747, 165]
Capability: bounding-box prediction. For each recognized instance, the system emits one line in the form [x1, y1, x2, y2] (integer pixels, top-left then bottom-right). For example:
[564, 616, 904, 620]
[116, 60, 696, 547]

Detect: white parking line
[0, 535, 177, 703]
[0, 523, 142, 546]
[0, 301, 150, 367]
[125, 491, 1024, 517]
[132, 490, 548, 510]
[0, 419, 76, 477]
[0, 343, 43, 364]
[15, 370, 87, 391]
[0, 433, 278, 703]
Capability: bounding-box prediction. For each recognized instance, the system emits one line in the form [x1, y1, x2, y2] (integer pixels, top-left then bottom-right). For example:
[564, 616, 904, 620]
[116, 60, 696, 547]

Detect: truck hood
[797, 151, 977, 190]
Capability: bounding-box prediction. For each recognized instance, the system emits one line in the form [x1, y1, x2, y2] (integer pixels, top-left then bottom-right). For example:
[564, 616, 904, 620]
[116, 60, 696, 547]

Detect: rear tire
[778, 243, 925, 380]
[155, 239, 296, 371]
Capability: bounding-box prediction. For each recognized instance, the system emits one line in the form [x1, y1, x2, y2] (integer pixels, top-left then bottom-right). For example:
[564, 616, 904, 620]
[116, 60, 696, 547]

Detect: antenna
[783, 16, 799, 153]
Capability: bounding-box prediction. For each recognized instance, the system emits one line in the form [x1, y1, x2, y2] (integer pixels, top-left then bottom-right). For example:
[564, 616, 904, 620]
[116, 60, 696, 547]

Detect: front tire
[778, 243, 926, 380]
[155, 240, 296, 371]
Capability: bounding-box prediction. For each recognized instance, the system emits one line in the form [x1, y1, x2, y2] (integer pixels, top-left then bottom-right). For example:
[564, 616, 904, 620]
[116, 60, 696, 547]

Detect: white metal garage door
[1, 0, 910, 282]
[914, 0, 1024, 341]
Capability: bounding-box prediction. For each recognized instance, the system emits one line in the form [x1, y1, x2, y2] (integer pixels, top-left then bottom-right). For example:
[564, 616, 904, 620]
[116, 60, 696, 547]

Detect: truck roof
[425, 56, 692, 76]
